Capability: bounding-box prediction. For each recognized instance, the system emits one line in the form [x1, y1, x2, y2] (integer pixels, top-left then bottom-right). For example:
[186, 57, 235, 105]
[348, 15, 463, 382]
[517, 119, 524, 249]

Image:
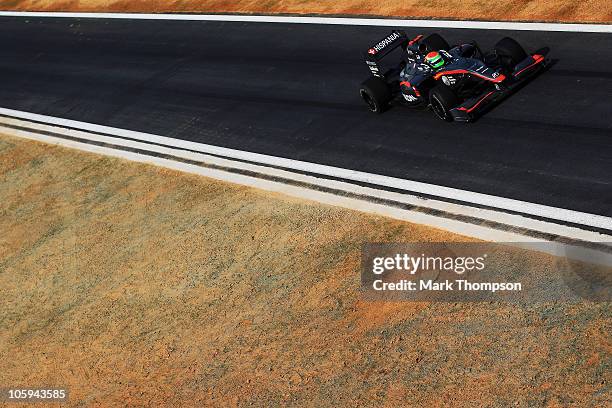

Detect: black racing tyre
[495, 37, 527, 69]
[429, 85, 459, 122]
[422, 33, 450, 52]
[359, 76, 392, 114]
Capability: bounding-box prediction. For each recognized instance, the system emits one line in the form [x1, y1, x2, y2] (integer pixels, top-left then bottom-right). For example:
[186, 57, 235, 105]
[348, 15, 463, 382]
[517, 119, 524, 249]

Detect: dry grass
[1, 0, 611, 23]
[0, 133, 610, 406]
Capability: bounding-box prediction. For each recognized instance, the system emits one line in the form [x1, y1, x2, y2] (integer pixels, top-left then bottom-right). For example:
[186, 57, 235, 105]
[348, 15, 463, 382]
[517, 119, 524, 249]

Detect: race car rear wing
[363, 30, 408, 77]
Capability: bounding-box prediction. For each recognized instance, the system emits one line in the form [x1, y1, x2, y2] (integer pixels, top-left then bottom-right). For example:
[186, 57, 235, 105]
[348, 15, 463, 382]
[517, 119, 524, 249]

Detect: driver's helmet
[425, 51, 446, 69]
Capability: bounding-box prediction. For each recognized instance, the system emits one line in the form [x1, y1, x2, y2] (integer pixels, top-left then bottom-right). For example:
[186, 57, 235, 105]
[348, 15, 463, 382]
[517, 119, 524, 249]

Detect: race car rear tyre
[495, 37, 527, 70]
[429, 85, 459, 122]
[360, 77, 392, 114]
[422, 33, 450, 52]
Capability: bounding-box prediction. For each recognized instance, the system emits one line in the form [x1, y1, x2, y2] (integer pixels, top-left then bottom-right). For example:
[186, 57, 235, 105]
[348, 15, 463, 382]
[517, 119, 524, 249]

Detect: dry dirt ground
[0, 133, 610, 407]
[1, 0, 611, 23]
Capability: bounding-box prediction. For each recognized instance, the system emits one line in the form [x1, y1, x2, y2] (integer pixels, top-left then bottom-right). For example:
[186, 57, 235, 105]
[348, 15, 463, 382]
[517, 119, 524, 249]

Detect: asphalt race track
[0, 17, 610, 217]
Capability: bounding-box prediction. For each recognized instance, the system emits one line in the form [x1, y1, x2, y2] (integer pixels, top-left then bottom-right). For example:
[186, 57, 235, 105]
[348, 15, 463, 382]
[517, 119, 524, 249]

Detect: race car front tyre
[360, 77, 392, 114]
[495, 37, 527, 70]
[422, 33, 450, 52]
[429, 85, 459, 122]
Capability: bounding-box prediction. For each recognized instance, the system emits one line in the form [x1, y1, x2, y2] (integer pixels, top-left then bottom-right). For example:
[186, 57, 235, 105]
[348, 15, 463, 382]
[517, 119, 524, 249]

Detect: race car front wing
[450, 54, 548, 122]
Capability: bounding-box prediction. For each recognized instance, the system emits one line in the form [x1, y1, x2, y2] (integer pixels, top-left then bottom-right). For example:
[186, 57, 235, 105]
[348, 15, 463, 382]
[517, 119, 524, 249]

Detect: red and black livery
[360, 31, 548, 122]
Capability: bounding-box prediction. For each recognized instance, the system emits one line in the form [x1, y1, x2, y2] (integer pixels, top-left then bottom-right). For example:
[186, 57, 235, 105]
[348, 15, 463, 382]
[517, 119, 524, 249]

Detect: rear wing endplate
[363, 30, 408, 77]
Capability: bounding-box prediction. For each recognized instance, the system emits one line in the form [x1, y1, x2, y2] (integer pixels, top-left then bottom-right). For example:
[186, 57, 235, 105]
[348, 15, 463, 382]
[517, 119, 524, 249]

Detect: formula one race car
[360, 31, 548, 122]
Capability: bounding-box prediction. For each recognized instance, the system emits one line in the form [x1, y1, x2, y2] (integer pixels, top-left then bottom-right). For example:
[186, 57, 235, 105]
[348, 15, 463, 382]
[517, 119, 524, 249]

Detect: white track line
[3, 119, 612, 267]
[0, 12, 610, 33]
[1, 107, 610, 231]
[0, 124, 548, 244]
[0, 114, 609, 244]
